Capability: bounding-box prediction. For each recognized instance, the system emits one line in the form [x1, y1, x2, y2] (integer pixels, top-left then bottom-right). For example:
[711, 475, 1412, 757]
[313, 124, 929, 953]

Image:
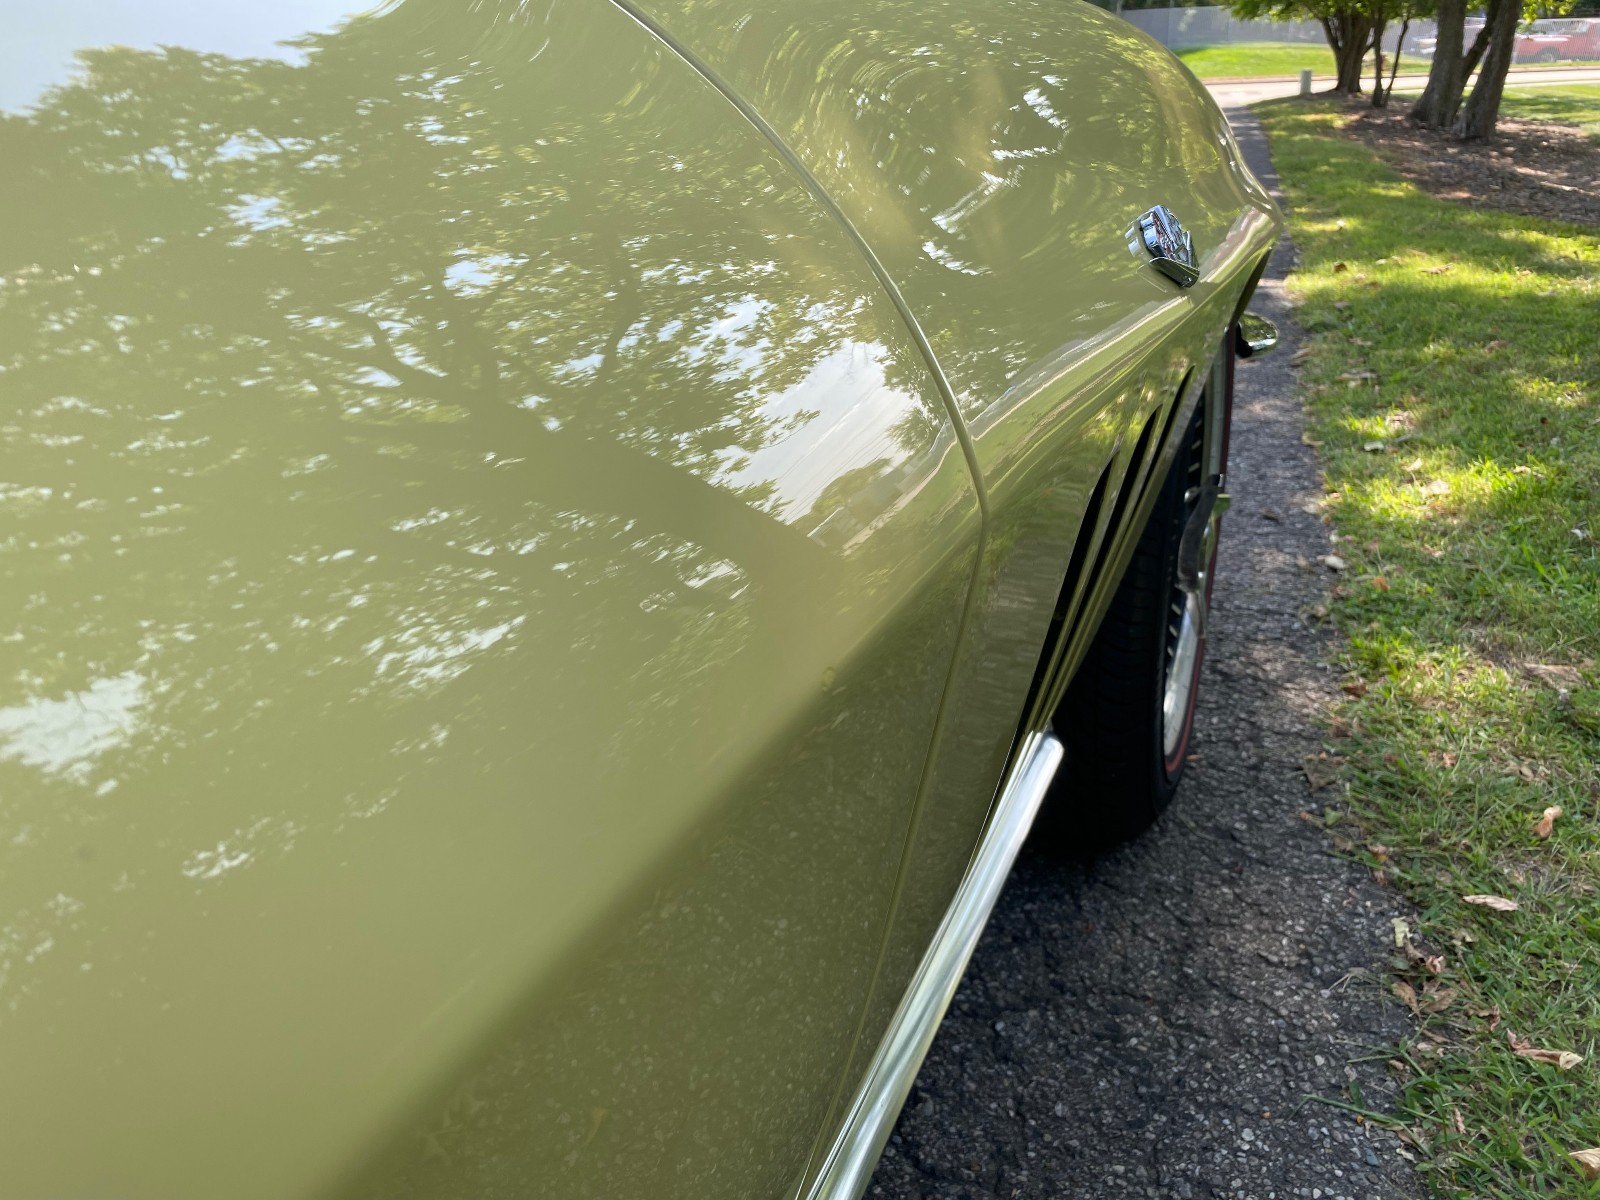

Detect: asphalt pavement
[865, 108, 1422, 1200]
[1205, 64, 1600, 108]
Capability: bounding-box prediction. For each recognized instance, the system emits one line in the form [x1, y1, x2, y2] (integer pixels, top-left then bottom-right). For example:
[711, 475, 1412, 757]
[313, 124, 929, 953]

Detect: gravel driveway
[866, 109, 1423, 1200]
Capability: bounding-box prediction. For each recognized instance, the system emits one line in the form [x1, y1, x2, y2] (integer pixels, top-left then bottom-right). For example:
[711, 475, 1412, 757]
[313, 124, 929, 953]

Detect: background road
[1205, 64, 1600, 107]
[866, 109, 1421, 1200]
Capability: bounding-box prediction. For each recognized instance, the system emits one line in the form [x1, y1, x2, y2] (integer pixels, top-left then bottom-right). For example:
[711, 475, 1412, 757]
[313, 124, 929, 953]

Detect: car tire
[1044, 340, 1231, 846]
[1536, 48, 1561, 62]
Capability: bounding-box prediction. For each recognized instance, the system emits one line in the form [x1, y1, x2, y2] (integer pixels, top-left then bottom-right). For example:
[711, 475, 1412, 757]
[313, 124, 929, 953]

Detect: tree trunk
[1411, 0, 1467, 126]
[1324, 11, 1375, 93]
[1453, 0, 1521, 139]
[1377, 18, 1411, 108]
[1462, 14, 1494, 77]
[1370, 17, 1391, 106]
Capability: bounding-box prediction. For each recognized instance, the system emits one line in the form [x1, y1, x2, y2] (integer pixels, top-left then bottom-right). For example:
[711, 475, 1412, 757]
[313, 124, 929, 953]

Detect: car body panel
[0, 3, 981, 1197]
[630, 0, 1280, 1155]
[0, 1, 1281, 1198]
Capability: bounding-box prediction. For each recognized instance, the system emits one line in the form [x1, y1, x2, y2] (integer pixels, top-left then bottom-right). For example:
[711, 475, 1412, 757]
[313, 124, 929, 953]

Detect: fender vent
[1015, 370, 1193, 732]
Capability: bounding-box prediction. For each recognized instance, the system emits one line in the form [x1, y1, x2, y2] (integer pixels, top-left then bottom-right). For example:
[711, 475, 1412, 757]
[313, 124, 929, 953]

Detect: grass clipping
[1256, 97, 1600, 1200]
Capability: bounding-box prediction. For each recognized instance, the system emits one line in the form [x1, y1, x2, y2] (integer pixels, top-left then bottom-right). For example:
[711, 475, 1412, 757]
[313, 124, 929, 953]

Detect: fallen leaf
[1333, 261, 1349, 273]
[1521, 662, 1583, 689]
[1422, 479, 1451, 497]
[1571, 1148, 1600, 1180]
[1392, 980, 1419, 1013]
[1302, 753, 1344, 792]
[1462, 894, 1519, 912]
[1301, 432, 1323, 448]
[1508, 1030, 1583, 1070]
[1341, 680, 1368, 698]
[1485, 339, 1510, 352]
[1333, 300, 1352, 311]
[1290, 347, 1315, 365]
[1422, 264, 1453, 275]
[1391, 917, 1410, 946]
[1320, 554, 1347, 571]
[1372, 576, 1390, 591]
[1363, 440, 1386, 452]
[1424, 954, 1445, 976]
[1452, 1109, 1467, 1136]
[1419, 983, 1457, 1014]
[1402, 457, 1424, 471]
[1534, 806, 1563, 839]
[1340, 369, 1378, 383]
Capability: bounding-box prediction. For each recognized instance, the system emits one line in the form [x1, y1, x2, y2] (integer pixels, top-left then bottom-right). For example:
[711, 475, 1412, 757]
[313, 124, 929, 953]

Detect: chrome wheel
[1161, 589, 1203, 761]
[1161, 346, 1232, 771]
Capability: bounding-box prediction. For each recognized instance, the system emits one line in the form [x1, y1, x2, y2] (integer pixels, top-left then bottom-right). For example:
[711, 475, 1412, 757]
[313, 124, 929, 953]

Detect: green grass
[1179, 41, 1600, 80]
[1178, 41, 1430, 79]
[1256, 97, 1600, 1199]
[1501, 84, 1600, 140]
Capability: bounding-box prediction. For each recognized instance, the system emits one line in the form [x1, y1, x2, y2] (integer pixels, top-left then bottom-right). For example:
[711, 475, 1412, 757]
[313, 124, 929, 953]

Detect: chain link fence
[1116, 6, 1437, 54]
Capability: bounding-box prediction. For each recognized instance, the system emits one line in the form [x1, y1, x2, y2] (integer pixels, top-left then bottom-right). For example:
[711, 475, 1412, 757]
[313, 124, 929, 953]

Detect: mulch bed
[1337, 102, 1600, 228]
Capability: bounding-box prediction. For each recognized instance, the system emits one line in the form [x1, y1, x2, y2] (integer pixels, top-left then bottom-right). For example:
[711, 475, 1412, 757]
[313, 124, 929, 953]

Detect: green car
[0, 1, 1280, 1196]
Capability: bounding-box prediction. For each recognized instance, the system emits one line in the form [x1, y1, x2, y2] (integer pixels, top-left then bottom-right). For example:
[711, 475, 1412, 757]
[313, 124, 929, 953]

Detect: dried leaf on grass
[1462, 894, 1519, 912]
[1419, 982, 1457, 1014]
[1534, 805, 1563, 839]
[1392, 980, 1419, 1013]
[1302, 753, 1344, 792]
[1521, 662, 1584, 689]
[1422, 264, 1453, 274]
[1320, 554, 1347, 571]
[1400, 940, 1446, 977]
[1571, 1148, 1600, 1180]
[1507, 1030, 1583, 1070]
[1421, 479, 1451, 497]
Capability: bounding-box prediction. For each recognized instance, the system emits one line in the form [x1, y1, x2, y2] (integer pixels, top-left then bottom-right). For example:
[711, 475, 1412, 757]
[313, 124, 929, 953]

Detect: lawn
[1178, 41, 1430, 79]
[1255, 98, 1600, 1198]
[1501, 84, 1600, 139]
[1179, 41, 1600, 79]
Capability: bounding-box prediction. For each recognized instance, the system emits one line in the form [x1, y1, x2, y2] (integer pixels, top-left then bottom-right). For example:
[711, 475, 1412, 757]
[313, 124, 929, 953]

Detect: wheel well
[1011, 368, 1197, 740]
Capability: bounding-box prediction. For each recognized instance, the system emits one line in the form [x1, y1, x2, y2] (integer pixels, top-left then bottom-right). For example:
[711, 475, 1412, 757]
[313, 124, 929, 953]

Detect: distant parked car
[1515, 17, 1600, 61]
[1414, 17, 1487, 57]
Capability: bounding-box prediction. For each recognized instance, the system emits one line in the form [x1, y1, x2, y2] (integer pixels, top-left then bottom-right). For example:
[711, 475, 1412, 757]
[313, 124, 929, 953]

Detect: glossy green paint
[629, 0, 1280, 1158]
[0, 1, 1279, 1197]
[1, 3, 980, 1196]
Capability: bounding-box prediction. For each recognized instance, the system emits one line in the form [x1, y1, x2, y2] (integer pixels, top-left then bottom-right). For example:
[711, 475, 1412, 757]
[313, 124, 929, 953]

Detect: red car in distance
[1515, 17, 1600, 62]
